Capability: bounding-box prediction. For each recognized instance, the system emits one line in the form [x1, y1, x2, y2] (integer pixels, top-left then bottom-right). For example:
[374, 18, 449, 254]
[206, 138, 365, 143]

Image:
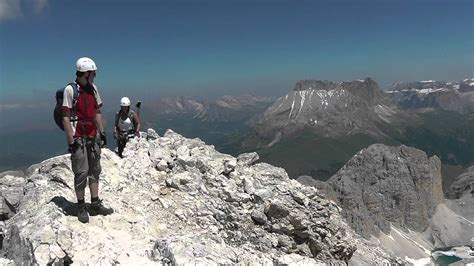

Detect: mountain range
[139, 95, 274, 155]
[386, 79, 474, 113]
[245, 78, 474, 180]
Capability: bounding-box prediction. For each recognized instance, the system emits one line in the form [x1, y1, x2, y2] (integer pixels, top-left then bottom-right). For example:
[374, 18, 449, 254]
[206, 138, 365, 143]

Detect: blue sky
[0, 0, 473, 104]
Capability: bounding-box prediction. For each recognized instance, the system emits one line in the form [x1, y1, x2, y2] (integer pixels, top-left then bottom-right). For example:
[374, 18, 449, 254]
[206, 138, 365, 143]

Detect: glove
[100, 132, 107, 147]
[68, 140, 79, 153]
[135, 131, 140, 137]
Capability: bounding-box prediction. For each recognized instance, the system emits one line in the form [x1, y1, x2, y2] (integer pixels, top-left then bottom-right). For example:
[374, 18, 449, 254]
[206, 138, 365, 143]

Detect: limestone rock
[326, 144, 444, 237]
[237, 152, 259, 166]
[0, 173, 26, 220]
[146, 128, 160, 140]
[223, 158, 237, 175]
[446, 166, 474, 199]
[0, 130, 395, 265]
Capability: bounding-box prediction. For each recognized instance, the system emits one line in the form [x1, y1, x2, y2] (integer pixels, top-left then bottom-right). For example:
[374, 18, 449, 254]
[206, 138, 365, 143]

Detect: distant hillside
[386, 79, 474, 114]
[140, 95, 274, 155]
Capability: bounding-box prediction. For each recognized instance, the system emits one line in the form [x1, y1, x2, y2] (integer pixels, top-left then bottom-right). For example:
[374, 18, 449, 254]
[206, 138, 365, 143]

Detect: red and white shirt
[62, 82, 103, 137]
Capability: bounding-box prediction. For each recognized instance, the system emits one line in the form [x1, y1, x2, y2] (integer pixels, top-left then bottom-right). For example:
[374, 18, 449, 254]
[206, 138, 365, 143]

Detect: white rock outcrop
[1, 129, 395, 265]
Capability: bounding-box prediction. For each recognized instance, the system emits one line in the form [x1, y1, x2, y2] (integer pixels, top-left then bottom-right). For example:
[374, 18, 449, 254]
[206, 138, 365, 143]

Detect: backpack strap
[68, 83, 79, 122]
[117, 109, 134, 120]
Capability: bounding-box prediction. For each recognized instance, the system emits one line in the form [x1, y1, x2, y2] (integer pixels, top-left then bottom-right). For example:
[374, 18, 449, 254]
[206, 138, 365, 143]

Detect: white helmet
[76, 57, 98, 72]
[120, 97, 131, 107]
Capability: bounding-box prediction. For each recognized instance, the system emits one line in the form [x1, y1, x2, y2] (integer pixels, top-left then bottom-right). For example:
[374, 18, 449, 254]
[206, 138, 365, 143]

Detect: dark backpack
[53, 83, 79, 130]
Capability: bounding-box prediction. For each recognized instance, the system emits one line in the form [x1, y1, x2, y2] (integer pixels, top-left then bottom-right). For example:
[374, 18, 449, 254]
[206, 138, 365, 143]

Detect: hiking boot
[89, 199, 114, 216]
[77, 203, 89, 223]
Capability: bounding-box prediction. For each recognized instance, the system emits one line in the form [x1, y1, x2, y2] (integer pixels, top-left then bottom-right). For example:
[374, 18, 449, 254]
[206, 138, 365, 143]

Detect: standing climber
[62, 57, 113, 223]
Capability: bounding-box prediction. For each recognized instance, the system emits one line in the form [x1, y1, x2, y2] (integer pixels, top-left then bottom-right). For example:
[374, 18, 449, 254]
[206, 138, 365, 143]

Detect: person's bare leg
[76, 190, 85, 201]
[89, 178, 113, 215]
[89, 177, 99, 198]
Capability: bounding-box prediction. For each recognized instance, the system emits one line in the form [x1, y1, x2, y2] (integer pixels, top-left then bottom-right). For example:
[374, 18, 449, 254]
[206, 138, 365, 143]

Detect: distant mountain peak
[341, 78, 381, 104]
[244, 78, 397, 148]
[293, 80, 340, 91]
[293, 78, 377, 93]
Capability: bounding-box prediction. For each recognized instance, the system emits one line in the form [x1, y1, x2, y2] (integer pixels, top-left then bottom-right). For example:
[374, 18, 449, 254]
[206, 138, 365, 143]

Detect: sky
[0, 0, 473, 105]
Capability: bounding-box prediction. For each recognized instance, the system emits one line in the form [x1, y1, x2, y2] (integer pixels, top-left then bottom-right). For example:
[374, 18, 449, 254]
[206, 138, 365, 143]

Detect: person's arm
[132, 111, 141, 134]
[113, 112, 119, 138]
[96, 108, 107, 147]
[62, 85, 75, 146]
[96, 109, 105, 134]
[93, 85, 106, 146]
[63, 110, 74, 145]
[93, 84, 105, 134]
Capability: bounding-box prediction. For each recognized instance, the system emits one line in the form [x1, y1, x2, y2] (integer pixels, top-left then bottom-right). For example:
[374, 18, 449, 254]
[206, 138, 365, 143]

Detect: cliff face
[325, 144, 444, 237]
[301, 144, 473, 263]
[0, 172, 25, 221]
[0, 129, 396, 265]
[446, 166, 474, 199]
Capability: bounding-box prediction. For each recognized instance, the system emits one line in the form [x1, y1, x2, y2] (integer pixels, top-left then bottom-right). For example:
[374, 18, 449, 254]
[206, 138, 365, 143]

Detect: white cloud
[0, 102, 49, 111]
[0, 103, 21, 110]
[33, 0, 48, 15]
[0, 0, 23, 21]
[0, 0, 48, 22]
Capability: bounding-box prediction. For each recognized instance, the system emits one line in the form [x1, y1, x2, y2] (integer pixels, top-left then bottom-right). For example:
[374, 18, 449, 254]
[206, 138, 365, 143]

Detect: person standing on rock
[62, 57, 114, 223]
[113, 96, 141, 158]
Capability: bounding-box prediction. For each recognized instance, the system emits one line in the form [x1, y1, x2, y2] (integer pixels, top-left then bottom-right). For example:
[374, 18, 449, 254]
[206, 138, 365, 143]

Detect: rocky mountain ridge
[0, 129, 396, 265]
[445, 165, 474, 199]
[386, 79, 474, 114]
[242, 77, 474, 181]
[148, 95, 274, 123]
[245, 78, 474, 151]
[325, 144, 444, 237]
[243, 78, 404, 149]
[299, 144, 474, 263]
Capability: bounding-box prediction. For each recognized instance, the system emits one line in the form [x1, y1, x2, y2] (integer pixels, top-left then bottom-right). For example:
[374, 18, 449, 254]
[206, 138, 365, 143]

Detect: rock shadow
[50, 196, 81, 217]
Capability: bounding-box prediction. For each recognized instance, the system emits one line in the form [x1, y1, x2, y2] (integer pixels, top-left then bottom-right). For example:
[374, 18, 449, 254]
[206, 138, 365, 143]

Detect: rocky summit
[324, 144, 444, 237]
[0, 129, 395, 265]
[301, 144, 473, 263]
